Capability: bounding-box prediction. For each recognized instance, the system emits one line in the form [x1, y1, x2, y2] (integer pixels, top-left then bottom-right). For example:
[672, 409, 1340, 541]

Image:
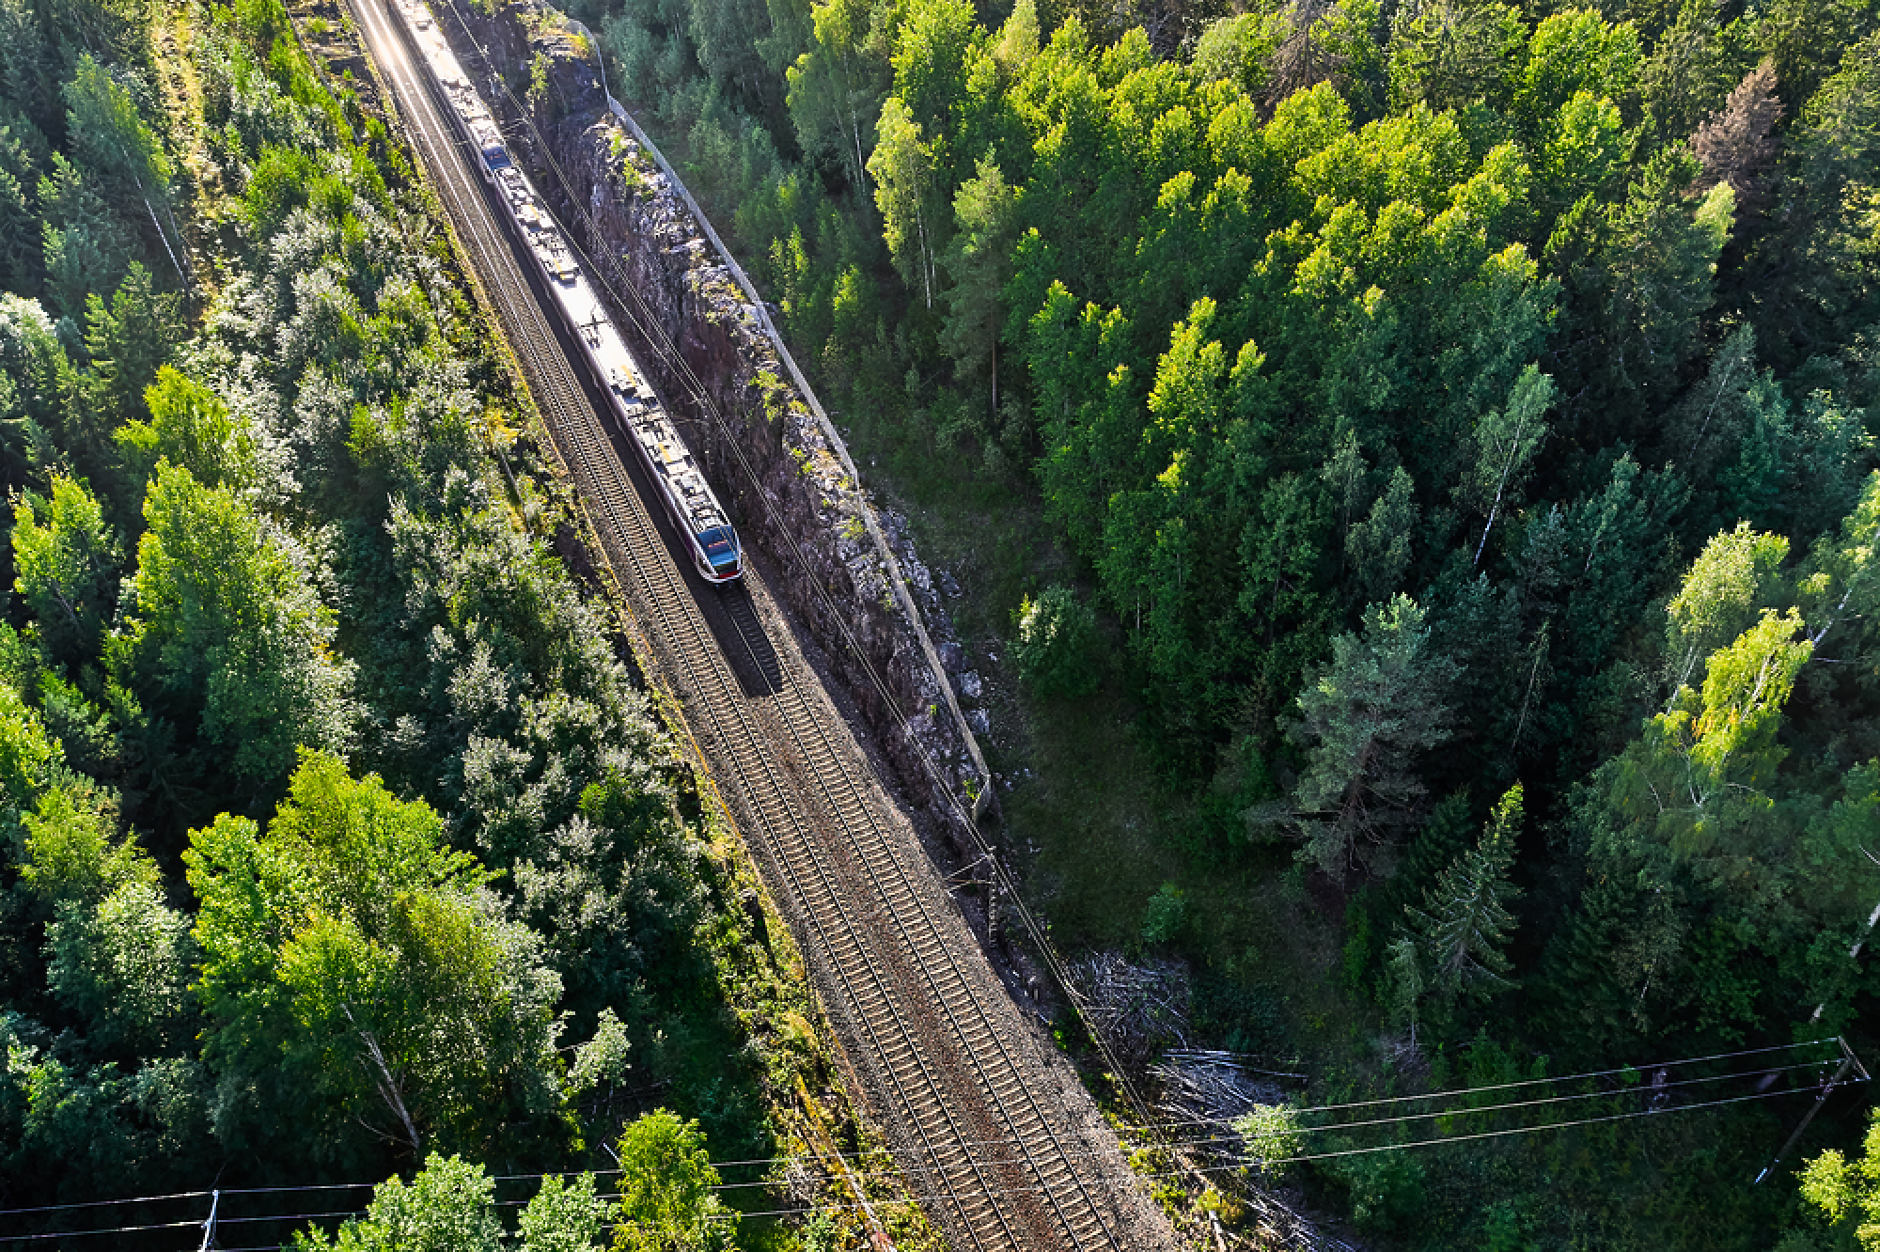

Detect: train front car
[607, 373, 743, 585]
[678, 488, 741, 584]
[696, 522, 741, 582]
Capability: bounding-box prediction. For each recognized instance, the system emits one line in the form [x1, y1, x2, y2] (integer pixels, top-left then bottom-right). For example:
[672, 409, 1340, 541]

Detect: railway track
[342, 7, 1166, 1246]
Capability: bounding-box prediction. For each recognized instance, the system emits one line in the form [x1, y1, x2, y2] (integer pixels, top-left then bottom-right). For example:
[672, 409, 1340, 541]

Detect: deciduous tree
[124, 461, 352, 783]
[612, 1110, 736, 1252]
[12, 473, 118, 664]
[187, 752, 563, 1159]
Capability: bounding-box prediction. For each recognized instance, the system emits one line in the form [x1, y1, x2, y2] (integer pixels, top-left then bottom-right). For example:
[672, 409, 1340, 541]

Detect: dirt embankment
[437, 0, 990, 852]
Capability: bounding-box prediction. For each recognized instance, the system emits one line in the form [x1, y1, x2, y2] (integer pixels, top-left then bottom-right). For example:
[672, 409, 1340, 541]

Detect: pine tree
[1272, 594, 1457, 874]
[1406, 783, 1523, 1005]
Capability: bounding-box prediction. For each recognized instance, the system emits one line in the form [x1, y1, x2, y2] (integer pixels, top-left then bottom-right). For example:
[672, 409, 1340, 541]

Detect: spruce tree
[1406, 783, 1524, 1006]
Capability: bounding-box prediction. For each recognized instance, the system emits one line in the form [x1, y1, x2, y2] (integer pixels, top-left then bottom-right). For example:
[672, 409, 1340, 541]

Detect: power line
[0, 1217, 203, 1242]
[2, 1045, 1844, 1238]
[5, 14, 1830, 1249]
[0, 1191, 212, 1219]
[0, 1036, 1840, 1213]
[696, 1054, 1843, 1193]
[1121, 1037, 1844, 1133]
[0, 1182, 373, 1220]
[1249, 1060, 1837, 1143]
[5, 1079, 1844, 1243]
[692, 1078, 1872, 1224]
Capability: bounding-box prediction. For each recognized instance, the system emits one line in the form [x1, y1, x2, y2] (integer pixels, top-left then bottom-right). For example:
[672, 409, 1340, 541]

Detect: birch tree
[187, 752, 564, 1158]
[1467, 364, 1552, 565]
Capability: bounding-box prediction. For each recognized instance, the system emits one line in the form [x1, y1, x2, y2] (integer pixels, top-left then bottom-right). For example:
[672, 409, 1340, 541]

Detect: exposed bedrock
[442, 0, 990, 851]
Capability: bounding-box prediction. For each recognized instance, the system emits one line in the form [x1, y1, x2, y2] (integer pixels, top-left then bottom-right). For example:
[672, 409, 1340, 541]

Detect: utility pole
[984, 853, 1002, 950]
[1754, 853, 1880, 1185]
[1754, 1038, 1870, 1185]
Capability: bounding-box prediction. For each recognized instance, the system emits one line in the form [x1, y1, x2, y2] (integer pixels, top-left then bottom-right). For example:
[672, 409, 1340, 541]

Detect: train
[390, 0, 742, 584]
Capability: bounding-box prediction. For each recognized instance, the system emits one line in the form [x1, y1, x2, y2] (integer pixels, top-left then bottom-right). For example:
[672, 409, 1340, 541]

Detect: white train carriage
[392, 0, 742, 583]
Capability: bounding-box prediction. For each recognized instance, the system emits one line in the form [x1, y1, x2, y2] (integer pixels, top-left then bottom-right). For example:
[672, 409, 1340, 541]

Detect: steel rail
[341, 5, 1130, 1245]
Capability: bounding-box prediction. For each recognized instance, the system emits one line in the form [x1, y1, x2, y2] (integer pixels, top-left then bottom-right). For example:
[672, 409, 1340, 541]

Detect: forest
[0, 0, 903, 1246]
[3, 0, 1880, 1237]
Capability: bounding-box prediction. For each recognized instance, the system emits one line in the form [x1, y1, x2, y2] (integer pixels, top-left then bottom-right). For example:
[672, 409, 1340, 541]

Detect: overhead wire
[685, 1077, 1876, 1224]
[1118, 1037, 1843, 1133]
[4, 11, 1825, 1247]
[19, 1074, 1833, 1244]
[0, 1040, 1848, 1237]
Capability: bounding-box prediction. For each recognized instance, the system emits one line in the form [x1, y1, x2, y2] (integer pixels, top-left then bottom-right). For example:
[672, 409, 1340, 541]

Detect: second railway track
[342, 6, 1174, 1246]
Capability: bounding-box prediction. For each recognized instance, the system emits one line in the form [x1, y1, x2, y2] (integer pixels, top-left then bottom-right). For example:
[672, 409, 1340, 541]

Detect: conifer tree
[1270, 595, 1456, 874]
[1347, 465, 1416, 602]
[1383, 934, 1423, 1049]
[1691, 61, 1784, 211]
[1405, 783, 1524, 1007]
[84, 262, 176, 431]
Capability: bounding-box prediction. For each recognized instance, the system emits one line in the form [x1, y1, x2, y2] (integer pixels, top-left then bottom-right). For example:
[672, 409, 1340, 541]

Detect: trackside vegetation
[0, 0, 926, 1248]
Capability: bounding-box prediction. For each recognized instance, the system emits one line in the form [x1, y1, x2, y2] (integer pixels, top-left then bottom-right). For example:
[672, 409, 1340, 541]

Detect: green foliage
[124, 461, 354, 783]
[118, 365, 259, 491]
[293, 1153, 505, 1252]
[1273, 595, 1457, 874]
[1014, 584, 1100, 698]
[0, 1017, 212, 1204]
[0, 683, 59, 826]
[292, 1156, 616, 1251]
[45, 879, 196, 1054]
[11, 473, 118, 664]
[1591, 148, 1735, 414]
[1347, 464, 1416, 602]
[940, 154, 1018, 417]
[1138, 880, 1187, 946]
[1234, 1102, 1302, 1180]
[1663, 522, 1790, 690]
[1796, 1110, 1880, 1251]
[520, 1173, 614, 1251]
[38, 154, 131, 324]
[0, 1, 810, 1230]
[612, 1110, 736, 1252]
[1324, 1149, 1426, 1234]
[1386, 0, 1523, 115]
[19, 783, 151, 907]
[1400, 783, 1523, 1026]
[1462, 365, 1553, 565]
[186, 752, 562, 1158]
[62, 53, 172, 210]
[83, 261, 178, 434]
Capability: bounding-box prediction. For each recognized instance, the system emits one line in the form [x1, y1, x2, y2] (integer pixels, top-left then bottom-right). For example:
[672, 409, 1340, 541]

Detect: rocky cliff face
[439, 0, 988, 848]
